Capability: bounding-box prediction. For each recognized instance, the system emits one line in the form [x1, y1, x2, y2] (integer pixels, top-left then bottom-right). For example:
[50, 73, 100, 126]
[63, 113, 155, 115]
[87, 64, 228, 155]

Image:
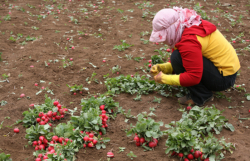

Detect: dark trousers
[170, 50, 237, 106]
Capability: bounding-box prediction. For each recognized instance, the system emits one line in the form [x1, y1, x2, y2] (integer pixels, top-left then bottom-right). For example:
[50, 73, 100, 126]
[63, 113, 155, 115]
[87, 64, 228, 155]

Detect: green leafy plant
[113, 40, 133, 51]
[9, 36, 16, 42]
[165, 106, 235, 160]
[111, 65, 121, 74]
[70, 108, 106, 134]
[80, 95, 119, 113]
[0, 153, 12, 161]
[152, 96, 162, 103]
[26, 36, 36, 41]
[0, 100, 7, 106]
[127, 151, 137, 160]
[4, 15, 11, 21]
[67, 84, 88, 93]
[22, 95, 63, 127]
[127, 113, 164, 150]
[105, 74, 170, 97]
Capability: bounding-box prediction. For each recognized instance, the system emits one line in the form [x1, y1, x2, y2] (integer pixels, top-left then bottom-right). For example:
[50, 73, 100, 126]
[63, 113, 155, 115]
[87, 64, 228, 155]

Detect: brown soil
[0, 0, 250, 160]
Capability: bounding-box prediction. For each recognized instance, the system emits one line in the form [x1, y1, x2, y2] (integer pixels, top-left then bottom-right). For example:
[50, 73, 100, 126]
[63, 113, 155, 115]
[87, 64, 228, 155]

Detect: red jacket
[175, 20, 216, 87]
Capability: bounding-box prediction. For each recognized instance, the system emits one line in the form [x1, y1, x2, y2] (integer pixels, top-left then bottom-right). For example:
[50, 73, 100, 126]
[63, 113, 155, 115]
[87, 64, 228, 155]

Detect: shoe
[178, 95, 214, 106]
[178, 95, 195, 106]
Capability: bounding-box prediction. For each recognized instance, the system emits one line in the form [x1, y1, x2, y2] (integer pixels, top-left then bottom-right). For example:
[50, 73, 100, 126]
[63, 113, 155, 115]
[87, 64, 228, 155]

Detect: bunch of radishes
[99, 105, 109, 128]
[83, 132, 99, 148]
[36, 101, 68, 125]
[171, 149, 209, 161]
[34, 135, 73, 161]
[133, 134, 158, 148]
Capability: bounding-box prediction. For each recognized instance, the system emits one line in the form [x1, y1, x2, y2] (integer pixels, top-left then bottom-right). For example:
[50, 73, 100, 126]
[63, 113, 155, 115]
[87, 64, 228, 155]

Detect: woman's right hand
[150, 62, 173, 76]
[150, 65, 161, 76]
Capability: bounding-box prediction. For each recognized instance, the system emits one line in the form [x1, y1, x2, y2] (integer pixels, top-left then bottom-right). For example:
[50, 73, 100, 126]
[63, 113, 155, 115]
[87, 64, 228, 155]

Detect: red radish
[36, 118, 41, 123]
[38, 140, 42, 145]
[184, 159, 189, 161]
[67, 38, 70, 40]
[105, 124, 108, 128]
[53, 112, 57, 116]
[70, 58, 73, 61]
[40, 121, 45, 125]
[140, 138, 145, 144]
[58, 137, 64, 143]
[42, 116, 46, 121]
[204, 158, 209, 161]
[102, 125, 105, 128]
[153, 138, 158, 144]
[39, 144, 45, 150]
[35, 83, 38, 86]
[33, 141, 38, 146]
[43, 156, 49, 159]
[155, 42, 159, 45]
[38, 153, 43, 158]
[249, 109, 250, 113]
[93, 139, 98, 145]
[79, 91, 83, 94]
[100, 105, 105, 110]
[43, 139, 48, 144]
[65, 138, 69, 143]
[200, 154, 205, 160]
[232, 40, 236, 43]
[148, 64, 152, 68]
[171, 152, 176, 156]
[187, 154, 194, 160]
[135, 142, 140, 146]
[41, 86, 45, 90]
[55, 115, 61, 120]
[99, 131, 103, 135]
[53, 101, 59, 106]
[166, 48, 170, 52]
[20, 93, 25, 98]
[88, 142, 94, 147]
[89, 133, 94, 138]
[89, 138, 94, 142]
[73, 92, 76, 95]
[187, 106, 192, 110]
[35, 146, 39, 151]
[190, 149, 194, 153]
[14, 128, 19, 133]
[116, 72, 119, 75]
[178, 153, 184, 158]
[148, 60, 152, 63]
[85, 132, 90, 135]
[83, 136, 89, 142]
[52, 136, 59, 142]
[61, 115, 64, 118]
[194, 151, 201, 158]
[29, 104, 34, 107]
[102, 113, 106, 118]
[102, 110, 106, 114]
[39, 136, 45, 141]
[102, 60, 106, 63]
[134, 135, 139, 142]
[148, 141, 156, 148]
[71, 46, 75, 49]
[131, 75, 134, 77]
[35, 158, 42, 161]
[57, 104, 62, 109]
[107, 152, 114, 158]
[47, 112, 52, 117]
[83, 144, 86, 148]
[38, 112, 43, 117]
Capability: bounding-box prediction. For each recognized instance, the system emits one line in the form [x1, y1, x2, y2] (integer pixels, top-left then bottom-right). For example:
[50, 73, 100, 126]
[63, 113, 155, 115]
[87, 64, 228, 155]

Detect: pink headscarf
[149, 7, 201, 48]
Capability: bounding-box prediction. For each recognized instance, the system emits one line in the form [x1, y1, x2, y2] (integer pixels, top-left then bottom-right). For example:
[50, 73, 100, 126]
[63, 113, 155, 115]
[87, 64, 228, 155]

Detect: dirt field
[0, 0, 250, 160]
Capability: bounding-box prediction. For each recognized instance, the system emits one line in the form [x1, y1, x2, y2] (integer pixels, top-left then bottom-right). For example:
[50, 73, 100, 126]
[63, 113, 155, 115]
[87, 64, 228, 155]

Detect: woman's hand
[150, 62, 173, 76]
[150, 65, 161, 76]
[154, 71, 181, 86]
